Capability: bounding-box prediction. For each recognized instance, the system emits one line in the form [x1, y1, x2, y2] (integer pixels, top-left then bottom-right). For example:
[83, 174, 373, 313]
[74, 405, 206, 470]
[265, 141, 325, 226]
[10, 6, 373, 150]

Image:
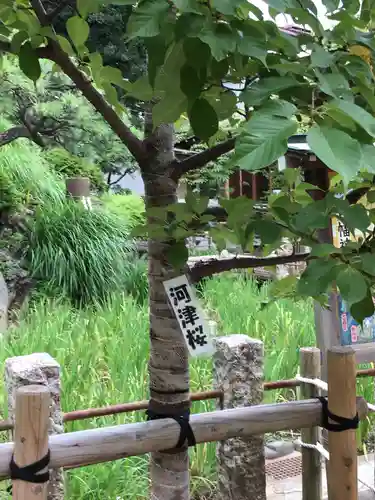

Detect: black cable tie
[146, 409, 196, 449]
[10, 450, 50, 484]
[318, 397, 359, 432]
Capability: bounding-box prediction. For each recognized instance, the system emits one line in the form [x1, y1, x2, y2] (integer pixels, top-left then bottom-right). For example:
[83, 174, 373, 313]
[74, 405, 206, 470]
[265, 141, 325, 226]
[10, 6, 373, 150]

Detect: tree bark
[142, 123, 190, 500]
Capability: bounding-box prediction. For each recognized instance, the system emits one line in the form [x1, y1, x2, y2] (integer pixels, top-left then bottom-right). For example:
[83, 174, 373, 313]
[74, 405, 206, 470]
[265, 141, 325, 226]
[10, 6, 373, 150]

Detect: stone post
[5, 353, 64, 500]
[214, 335, 266, 500]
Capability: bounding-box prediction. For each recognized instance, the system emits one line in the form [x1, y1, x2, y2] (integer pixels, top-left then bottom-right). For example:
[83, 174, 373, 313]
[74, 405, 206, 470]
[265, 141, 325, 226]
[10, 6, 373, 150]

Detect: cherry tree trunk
[142, 124, 190, 500]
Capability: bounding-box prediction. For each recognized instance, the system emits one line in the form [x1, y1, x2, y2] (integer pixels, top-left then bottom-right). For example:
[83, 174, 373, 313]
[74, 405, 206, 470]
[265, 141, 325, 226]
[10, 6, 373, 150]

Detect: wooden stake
[300, 347, 322, 500]
[12, 385, 50, 500]
[326, 347, 357, 500]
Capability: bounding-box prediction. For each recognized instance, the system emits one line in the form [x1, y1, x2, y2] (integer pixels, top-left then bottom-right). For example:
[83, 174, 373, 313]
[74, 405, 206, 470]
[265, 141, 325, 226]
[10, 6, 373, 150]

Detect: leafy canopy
[3, 0, 375, 321]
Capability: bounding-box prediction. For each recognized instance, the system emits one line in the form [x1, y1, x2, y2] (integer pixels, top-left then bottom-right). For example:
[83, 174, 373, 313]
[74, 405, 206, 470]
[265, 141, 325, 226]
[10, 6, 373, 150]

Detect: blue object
[338, 295, 375, 345]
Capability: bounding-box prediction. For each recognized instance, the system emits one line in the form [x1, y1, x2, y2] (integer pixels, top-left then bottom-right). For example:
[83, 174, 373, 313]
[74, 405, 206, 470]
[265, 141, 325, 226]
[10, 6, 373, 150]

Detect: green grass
[26, 202, 138, 306]
[0, 275, 373, 498]
[0, 122, 64, 206]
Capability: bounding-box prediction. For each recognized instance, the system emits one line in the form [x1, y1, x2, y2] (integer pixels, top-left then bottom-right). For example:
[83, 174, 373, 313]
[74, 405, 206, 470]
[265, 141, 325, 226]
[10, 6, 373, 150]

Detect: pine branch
[25, 0, 147, 164]
[188, 252, 310, 282]
[0, 126, 31, 147]
[172, 137, 236, 180]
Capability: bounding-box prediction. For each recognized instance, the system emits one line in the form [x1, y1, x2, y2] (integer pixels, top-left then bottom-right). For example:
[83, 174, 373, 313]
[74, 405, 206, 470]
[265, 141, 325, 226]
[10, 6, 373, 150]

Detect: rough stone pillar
[0, 272, 8, 333]
[5, 353, 64, 500]
[214, 335, 266, 500]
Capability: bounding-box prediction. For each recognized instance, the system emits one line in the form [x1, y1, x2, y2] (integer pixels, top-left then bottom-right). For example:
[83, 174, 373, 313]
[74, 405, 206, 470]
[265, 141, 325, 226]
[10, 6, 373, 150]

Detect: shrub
[44, 148, 106, 192]
[26, 201, 136, 305]
[101, 193, 145, 228]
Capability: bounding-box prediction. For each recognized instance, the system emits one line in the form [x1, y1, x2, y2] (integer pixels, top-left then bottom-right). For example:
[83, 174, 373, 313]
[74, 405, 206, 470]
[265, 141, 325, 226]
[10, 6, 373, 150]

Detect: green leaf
[167, 241, 189, 270]
[56, 35, 74, 56]
[336, 266, 368, 305]
[173, 0, 205, 13]
[341, 204, 370, 233]
[198, 23, 237, 61]
[204, 88, 237, 120]
[101, 81, 119, 108]
[309, 243, 339, 257]
[19, 41, 41, 82]
[180, 64, 202, 100]
[298, 259, 338, 296]
[350, 291, 375, 323]
[367, 190, 375, 203]
[241, 76, 299, 106]
[220, 196, 254, 226]
[188, 98, 218, 141]
[77, 0, 100, 17]
[126, 75, 153, 100]
[127, 0, 169, 39]
[101, 66, 125, 86]
[359, 253, 375, 276]
[211, 0, 243, 14]
[310, 44, 334, 68]
[234, 100, 297, 171]
[307, 125, 361, 185]
[183, 38, 211, 69]
[316, 70, 351, 98]
[293, 204, 329, 232]
[237, 35, 268, 64]
[10, 31, 29, 53]
[66, 16, 89, 48]
[252, 219, 282, 244]
[154, 42, 186, 94]
[152, 91, 188, 127]
[16, 10, 40, 36]
[329, 99, 375, 138]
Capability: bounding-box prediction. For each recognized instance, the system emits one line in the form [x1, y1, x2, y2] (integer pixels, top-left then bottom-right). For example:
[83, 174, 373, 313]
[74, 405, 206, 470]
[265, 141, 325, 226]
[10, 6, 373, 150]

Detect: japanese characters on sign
[164, 275, 214, 357]
[331, 216, 352, 248]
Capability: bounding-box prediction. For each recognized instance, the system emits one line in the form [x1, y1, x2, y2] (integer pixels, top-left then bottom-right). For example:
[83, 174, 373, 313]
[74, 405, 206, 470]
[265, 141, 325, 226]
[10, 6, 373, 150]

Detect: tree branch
[172, 137, 236, 180]
[0, 126, 31, 147]
[188, 252, 310, 283]
[26, 0, 147, 165]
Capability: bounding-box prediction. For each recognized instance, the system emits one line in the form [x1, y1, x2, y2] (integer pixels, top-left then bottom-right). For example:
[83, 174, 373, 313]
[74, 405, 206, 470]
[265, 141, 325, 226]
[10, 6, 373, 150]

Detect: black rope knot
[146, 409, 196, 449]
[7, 450, 50, 495]
[318, 397, 359, 432]
[10, 450, 50, 483]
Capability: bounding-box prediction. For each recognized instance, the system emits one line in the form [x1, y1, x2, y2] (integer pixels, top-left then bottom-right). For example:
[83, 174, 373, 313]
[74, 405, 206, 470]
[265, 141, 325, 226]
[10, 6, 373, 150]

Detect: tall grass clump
[0, 121, 64, 205]
[26, 202, 137, 305]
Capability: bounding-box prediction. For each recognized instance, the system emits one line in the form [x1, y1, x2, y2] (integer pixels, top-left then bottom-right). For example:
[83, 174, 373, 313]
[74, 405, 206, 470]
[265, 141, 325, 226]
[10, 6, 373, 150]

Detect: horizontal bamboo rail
[0, 367, 374, 431]
[0, 397, 368, 479]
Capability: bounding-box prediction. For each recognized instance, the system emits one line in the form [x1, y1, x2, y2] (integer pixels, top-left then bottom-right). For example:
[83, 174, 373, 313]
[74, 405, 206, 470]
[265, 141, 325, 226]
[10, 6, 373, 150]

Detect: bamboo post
[326, 346, 357, 500]
[300, 347, 322, 500]
[12, 385, 49, 499]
